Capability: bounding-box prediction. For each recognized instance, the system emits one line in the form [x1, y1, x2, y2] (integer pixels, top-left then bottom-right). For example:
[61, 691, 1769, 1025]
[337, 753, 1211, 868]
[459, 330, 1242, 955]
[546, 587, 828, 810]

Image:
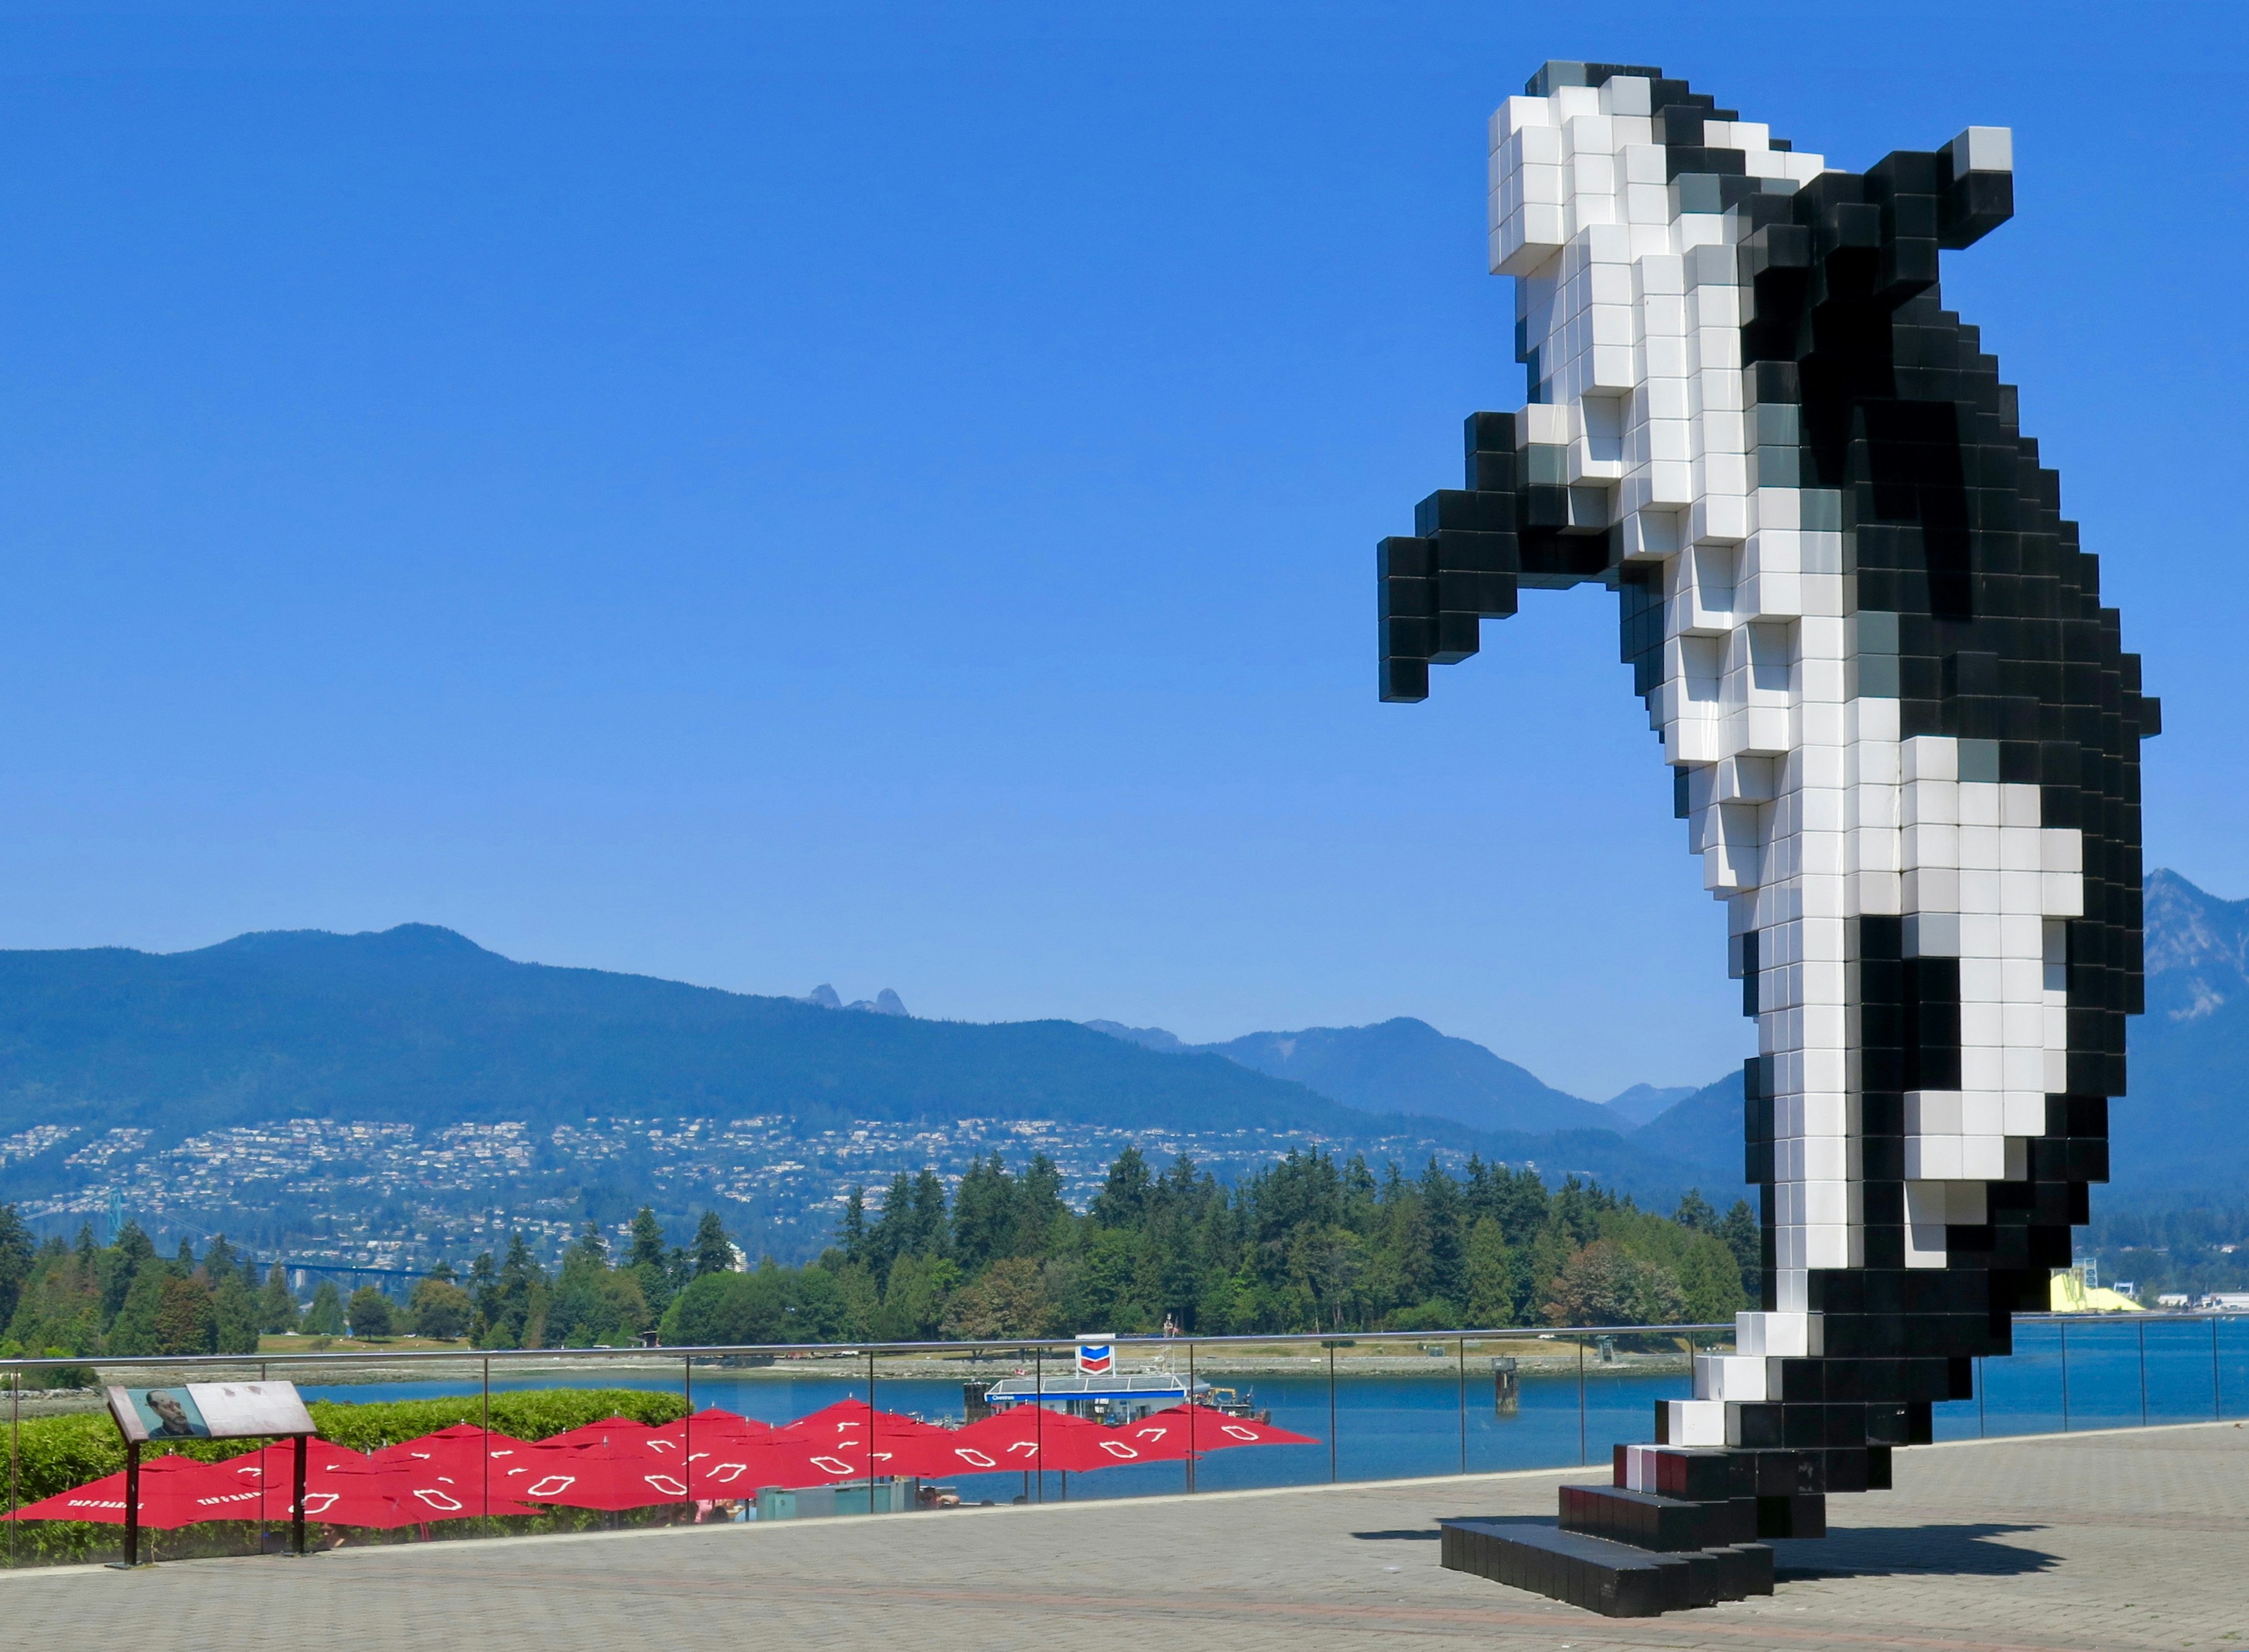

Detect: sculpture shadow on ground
[1772, 1523, 2056, 1580]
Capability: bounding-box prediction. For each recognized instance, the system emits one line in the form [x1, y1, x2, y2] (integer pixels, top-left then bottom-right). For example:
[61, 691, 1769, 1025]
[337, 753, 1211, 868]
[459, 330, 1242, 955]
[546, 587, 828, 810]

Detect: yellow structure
[2050, 1266, 2145, 1314]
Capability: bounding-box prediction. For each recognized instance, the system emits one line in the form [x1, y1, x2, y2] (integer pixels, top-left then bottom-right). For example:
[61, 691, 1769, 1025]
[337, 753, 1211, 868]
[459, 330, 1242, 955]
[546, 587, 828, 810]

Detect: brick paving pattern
[6, 1420, 2243, 1650]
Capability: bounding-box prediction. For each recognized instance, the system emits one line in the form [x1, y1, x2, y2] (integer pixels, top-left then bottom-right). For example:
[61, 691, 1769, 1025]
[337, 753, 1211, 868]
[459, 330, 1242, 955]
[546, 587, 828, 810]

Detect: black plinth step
[1440, 1517, 1775, 1617]
[1560, 1483, 1758, 1550]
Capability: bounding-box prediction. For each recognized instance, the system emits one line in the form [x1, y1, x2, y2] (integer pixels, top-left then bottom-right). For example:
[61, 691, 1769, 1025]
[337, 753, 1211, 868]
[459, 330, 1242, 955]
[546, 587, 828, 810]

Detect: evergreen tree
[1089, 1147, 1153, 1229]
[1462, 1216, 1517, 1327]
[904, 1170, 948, 1257]
[865, 1173, 914, 1285]
[1672, 1189, 1719, 1231]
[626, 1208, 675, 1319]
[839, 1186, 868, 1266]
[949, 1154, 1017, 1271]
[302, 1280, 346, 1336]
[691, 1212, 735, 1277]
[481, 1234, 546, 1347]
[467, 1251, 500, 1340]
[211, 1268, 259, 1353]
[0, 1203, 34, 1328]
[201, 1233, 242, 1283]
[257, 1263, 300, 1334]
[105, 1264, 169, 1355]
[1716, 1199, 1762, 1298]
[1417, 1158, 1468, 1311]
[100, 1222, 155, 1325]
[154, 1272, 217, 1355]
[628, 1208, 668, 1270]
[1015, 1154, 1067, 1254]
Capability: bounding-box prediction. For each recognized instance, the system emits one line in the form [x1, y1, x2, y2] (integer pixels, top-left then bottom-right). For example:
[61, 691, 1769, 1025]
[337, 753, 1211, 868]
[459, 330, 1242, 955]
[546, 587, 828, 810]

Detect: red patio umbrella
[371, 1423, 536, 1473]
[535, 1415, 658, 1449]
[652, 1407, 771, 1444]
[223, 1439, 541, 1527]
[504, 1441, 692, 1511]
[5, 1453, 251, 1528]
[936, 1405, 1194, 1475]
[768, 1400, 945, 1448]
[1123, 1403, 1320, 1449]
[369, 1461, 544, 1525]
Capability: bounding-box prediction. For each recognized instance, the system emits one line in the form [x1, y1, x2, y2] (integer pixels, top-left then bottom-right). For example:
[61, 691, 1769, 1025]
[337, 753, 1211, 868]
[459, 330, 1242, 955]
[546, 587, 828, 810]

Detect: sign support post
[291, 1432, 308, 1557]
[109, 1439, 142, 1569]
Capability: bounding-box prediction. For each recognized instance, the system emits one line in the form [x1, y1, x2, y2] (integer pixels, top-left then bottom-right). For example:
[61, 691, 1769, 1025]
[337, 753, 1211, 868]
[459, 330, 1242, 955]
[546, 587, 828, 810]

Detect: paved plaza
[7, 1421, 2245, 1651]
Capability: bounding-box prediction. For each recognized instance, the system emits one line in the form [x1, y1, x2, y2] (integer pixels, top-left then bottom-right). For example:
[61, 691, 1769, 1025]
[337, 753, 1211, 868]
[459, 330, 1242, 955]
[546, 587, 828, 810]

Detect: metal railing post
[8, 1365, 18, 1571]
[2138, 1318, 2148, 1428]
[1185, 1339, 1197, 1494]
[1033, 1345, 1043, 1504]
[2059, 1319, 2070, 1432]
[1457, 1337, 1467, 1475]
[481, 1355, 492, 1538]
[1327, 1343, 1338, 1484]
[2215, 1315, 2224, 1421]
[1577, 1337, 1587, 1465]
[1977, 1355, 1985, 1438]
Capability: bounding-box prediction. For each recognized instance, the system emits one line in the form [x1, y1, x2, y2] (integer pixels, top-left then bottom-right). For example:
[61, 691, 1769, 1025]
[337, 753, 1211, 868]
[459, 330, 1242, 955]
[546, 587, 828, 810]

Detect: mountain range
[0, 865, 2240, 1216]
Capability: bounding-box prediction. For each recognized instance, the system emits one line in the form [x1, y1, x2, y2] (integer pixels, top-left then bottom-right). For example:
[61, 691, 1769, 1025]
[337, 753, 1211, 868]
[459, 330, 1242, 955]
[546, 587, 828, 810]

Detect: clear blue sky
[0, 3, 2241, 1100]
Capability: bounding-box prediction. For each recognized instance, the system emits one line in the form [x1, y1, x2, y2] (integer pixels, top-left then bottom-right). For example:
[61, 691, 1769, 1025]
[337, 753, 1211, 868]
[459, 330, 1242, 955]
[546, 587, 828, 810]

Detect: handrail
[2, 1311, 2230, 1376]
[0, 1323, 1739, 1374]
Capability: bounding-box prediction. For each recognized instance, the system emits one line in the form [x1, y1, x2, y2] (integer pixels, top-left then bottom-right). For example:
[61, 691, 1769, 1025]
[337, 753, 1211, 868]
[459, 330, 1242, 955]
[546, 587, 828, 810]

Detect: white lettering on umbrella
[647, 1438, 678, 1455]
[1221, 1425, 1258, 1441]
[809, 1456, 854, 1476]
[1096, 1442, 1141, 1460]
[644, 1475, 688, 1497]
[411, 1489, 465, 1511]
[524, 1475, 576, 1497]
[703, 1462, 748, 1484]
[301, 1492, 341, 1514]
[1132, 1426, 1170, 1442]
[949, 1449, 998, 1468]
[1003, 1441, 1040, 1459]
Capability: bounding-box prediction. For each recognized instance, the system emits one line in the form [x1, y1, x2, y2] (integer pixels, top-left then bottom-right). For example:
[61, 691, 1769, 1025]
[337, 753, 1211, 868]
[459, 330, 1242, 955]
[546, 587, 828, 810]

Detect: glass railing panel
[1977, 1317, 2065, 1436]
[2052, 1318, 2144, 1431]
[2219, 1316, 2249, 1421]
[2142, 1317, 2219, 1424]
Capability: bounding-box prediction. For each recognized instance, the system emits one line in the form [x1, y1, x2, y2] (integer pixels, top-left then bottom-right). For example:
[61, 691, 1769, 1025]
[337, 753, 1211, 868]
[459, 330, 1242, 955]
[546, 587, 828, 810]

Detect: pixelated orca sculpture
[1380, 61, 2159, 1617]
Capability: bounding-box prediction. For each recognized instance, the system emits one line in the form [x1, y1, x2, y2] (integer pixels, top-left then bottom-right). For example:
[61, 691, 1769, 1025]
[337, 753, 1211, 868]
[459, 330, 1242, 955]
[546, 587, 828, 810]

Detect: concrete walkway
[8, 1420, 2246, 1650]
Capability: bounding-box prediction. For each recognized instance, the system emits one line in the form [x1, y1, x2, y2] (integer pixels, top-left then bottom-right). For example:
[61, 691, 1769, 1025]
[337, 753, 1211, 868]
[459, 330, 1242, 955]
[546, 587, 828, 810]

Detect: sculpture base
[1439, 1517, 1773, 1616]
[1439, 1445, 1838, 1615]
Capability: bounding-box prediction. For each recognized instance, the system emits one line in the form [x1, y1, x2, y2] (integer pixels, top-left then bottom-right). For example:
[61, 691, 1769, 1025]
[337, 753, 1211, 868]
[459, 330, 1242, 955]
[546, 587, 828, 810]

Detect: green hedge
[2, 1387, 692, 1568]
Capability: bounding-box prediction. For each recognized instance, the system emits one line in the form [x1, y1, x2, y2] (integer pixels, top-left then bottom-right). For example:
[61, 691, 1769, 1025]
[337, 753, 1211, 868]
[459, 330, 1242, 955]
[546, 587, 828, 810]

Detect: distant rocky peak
[797, 983, 909, 1015]
[2144, 868, 2249, 1022]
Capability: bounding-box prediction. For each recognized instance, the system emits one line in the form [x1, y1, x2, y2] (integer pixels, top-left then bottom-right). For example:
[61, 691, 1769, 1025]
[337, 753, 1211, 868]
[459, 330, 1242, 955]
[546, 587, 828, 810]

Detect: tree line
[0, 1149, 1759, 1362]
[0, 1206, 743, 1363]
[662, 1148, 1759, 1346]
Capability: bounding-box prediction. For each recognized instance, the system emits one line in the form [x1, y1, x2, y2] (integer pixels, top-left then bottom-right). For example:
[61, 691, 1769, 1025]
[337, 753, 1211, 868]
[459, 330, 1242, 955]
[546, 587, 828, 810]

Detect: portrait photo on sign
[110, 1386, 214, 1441]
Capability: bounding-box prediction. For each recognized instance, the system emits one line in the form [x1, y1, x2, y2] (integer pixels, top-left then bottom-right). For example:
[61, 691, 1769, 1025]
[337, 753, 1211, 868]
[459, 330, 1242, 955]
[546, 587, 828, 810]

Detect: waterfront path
[7, 1420, 2245, 1650]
